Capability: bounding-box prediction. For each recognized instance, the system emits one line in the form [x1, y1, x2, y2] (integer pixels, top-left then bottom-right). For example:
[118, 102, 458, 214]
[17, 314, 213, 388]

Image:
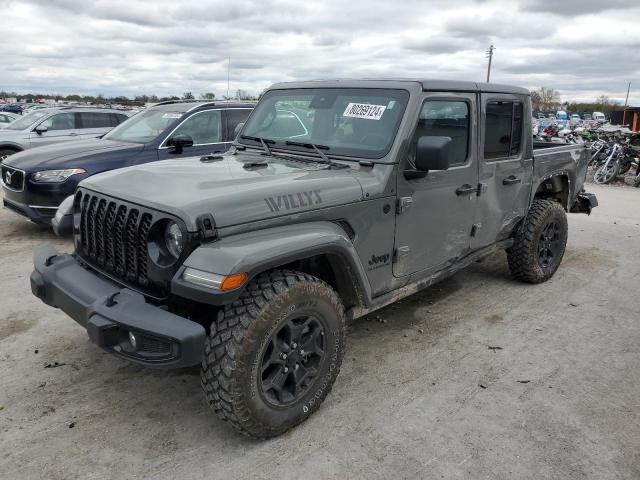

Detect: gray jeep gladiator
[30, 79, 597, 438]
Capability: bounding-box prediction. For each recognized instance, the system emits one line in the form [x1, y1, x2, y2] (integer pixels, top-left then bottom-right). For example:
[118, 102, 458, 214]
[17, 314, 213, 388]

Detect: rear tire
[201, 269, 346, 438]
[507, 199, 568, 284]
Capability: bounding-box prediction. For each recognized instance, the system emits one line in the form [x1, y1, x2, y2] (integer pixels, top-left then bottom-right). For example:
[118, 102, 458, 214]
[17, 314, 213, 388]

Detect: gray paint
[75, 79, 591, 314]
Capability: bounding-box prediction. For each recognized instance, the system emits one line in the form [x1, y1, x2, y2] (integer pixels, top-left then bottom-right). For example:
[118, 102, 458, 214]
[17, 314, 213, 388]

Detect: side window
[78, 112, 113, 129]
[484, 101, 523, 160]
[169, 110, 222, 145]
[225, 109, 252, 140]
[39, 113, 75, 131]
[410, 100, 470, 167]
[111, 113, 128, 126]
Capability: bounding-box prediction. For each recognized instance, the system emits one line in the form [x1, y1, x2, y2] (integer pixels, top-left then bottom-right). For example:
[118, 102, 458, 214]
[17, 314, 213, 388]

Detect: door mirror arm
[403, 168, 427, 180]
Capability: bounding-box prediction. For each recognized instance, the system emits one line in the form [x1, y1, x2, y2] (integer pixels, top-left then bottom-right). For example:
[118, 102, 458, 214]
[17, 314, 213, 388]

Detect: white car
[0, 112, 19, 128]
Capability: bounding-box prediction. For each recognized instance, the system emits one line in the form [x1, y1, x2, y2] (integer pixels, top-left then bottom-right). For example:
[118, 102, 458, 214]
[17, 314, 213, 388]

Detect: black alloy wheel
[537, 220, 562, 268]
[259, 315, 326, 407]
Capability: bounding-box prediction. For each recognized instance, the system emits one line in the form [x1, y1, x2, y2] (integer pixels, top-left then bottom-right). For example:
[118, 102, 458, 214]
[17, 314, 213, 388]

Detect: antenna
[227, 57, 231, 100]
[624, 81, 631, 107]
[485, 45, 495, 83]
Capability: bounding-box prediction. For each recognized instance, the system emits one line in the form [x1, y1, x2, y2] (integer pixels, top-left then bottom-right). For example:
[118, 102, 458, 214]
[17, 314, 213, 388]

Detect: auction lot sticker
[343, 103, 386, 120]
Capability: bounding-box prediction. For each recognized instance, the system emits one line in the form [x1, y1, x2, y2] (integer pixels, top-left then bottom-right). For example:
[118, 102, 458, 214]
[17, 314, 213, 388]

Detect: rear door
[471, 95, 532, 249]
[393, 92, 479, 277]
[29, 112, 78, 147]
[157, 109, 227, 159]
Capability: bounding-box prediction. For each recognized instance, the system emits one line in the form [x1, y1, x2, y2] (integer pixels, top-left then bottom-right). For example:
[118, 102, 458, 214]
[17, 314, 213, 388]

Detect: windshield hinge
[396, 197, 413, 214]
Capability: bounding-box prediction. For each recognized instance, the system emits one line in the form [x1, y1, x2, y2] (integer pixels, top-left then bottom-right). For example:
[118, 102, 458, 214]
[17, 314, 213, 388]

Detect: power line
[485, 45, 495, 83]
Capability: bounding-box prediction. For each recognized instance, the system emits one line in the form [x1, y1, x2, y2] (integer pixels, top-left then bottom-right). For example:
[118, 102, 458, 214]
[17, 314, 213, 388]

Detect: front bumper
[30, 244, 206, 368]
[3, 196, 58, 225]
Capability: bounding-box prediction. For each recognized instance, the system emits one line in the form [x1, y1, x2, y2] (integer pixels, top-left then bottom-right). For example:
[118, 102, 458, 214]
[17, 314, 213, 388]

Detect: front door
[393, 93, 479, 277]
[29, 112, 78, 148]
[158, 109, 229, 159]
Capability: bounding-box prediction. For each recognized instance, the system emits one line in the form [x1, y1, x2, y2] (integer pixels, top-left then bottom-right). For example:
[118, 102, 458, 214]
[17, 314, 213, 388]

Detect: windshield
[5, 111, 49, 130]
[103, 110, 183, 143]
[240, 88, 409, 160]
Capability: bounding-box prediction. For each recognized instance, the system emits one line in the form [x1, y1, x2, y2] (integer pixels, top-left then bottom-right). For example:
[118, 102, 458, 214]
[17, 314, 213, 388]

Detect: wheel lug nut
[291, 342, 297, 349]
[295, 364, 299, 370]
[280, 353, 287, 360]
[300, 349, 305, 355]
[283, 366, 289, 373]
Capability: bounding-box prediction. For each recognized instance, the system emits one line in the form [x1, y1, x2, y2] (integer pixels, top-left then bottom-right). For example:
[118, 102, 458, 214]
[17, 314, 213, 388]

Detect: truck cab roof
[268, 78, 530, 96]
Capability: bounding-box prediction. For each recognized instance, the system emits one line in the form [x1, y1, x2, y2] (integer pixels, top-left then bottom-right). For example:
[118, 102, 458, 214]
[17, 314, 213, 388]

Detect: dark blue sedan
[1, 100, 253, 225]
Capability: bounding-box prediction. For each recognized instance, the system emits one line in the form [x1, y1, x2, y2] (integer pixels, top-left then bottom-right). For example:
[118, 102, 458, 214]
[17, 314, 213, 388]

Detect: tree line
[530, 87, 622, 114]
[0, 89, 258, 105]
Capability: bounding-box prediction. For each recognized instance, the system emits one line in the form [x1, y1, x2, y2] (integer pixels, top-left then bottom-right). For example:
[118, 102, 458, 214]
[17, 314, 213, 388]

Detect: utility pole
[485, 45, 495, 83]
[624, 81, 631, 107]
[227, 57, 231, 100]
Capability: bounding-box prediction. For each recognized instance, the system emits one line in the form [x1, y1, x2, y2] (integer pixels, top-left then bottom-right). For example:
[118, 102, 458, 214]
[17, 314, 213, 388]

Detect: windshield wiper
[240, 135, 275, 156]
[284, 141, 346, 168]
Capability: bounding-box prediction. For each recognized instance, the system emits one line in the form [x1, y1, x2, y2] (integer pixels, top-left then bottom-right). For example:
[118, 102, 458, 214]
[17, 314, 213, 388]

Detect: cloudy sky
[2, 0, 639, 104]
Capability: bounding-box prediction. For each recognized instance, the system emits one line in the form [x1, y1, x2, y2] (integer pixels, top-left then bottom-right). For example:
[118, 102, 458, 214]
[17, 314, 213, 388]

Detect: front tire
[201, 269, 346, 438]
[507, 199, 568, 284]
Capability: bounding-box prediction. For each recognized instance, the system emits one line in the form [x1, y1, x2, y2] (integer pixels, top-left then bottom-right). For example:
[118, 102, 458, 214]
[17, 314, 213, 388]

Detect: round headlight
[164, 221, 184, 258]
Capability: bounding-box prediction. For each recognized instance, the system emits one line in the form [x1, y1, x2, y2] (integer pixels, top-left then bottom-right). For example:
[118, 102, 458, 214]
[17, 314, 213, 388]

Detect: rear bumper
[570, 191, 598, 215]
[31, 244, 206, 368]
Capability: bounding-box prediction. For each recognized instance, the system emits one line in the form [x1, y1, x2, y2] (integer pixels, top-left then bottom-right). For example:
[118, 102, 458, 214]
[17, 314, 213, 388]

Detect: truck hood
[3, 138, 144, 172]
[80, 152, 365, 230]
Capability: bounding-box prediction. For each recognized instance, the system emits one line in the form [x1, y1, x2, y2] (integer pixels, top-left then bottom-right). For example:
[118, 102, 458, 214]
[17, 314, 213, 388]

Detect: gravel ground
[0, 184, 638, 480]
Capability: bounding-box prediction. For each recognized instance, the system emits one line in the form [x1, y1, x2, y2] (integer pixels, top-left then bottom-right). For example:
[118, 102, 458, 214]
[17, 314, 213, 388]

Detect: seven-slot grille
[1, 164, 25, 191]
[77, 191, 156, 294]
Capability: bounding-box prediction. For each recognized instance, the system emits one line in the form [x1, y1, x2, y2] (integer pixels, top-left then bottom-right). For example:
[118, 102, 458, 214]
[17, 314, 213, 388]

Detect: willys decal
[264, 190, 322, 212]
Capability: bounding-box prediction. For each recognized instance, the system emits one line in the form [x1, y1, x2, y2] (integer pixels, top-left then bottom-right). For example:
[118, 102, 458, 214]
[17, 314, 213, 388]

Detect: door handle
[455, 184, 477, 196]
[502, 176, 521, 185]
[69, 133, 78, 136]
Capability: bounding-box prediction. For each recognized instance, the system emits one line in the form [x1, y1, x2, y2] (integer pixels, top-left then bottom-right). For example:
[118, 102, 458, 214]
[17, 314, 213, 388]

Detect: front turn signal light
[220, 273, 248, 291]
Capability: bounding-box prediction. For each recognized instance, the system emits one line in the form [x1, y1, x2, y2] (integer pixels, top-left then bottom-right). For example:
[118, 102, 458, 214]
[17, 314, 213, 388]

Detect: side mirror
[233, 122, 244, 138]
[167, 133, 194, 154]
[415, 136, 451, 171]
[34, 125, 47, 135]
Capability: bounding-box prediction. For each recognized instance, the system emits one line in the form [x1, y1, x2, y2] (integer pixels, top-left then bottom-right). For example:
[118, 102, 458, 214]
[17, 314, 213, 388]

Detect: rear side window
[410, 100, 470, 167]
[484, 101, 523, 160]
[111, 113, 128, 126]
[225, 108, 252, 140]
[78, 112, 113, 129]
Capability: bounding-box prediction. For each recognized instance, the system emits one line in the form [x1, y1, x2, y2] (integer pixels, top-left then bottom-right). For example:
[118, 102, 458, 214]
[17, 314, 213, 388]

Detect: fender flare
[530, 170, 571, 210]
[171, 221, 372, 306]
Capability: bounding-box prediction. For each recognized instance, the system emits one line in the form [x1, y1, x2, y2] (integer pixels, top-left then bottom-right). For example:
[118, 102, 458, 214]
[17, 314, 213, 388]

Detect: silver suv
[0, 107, 130, 157]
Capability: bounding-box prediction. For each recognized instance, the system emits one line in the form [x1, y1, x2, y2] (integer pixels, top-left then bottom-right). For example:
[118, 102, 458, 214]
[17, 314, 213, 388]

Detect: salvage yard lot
[0, 184, 638, 480]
